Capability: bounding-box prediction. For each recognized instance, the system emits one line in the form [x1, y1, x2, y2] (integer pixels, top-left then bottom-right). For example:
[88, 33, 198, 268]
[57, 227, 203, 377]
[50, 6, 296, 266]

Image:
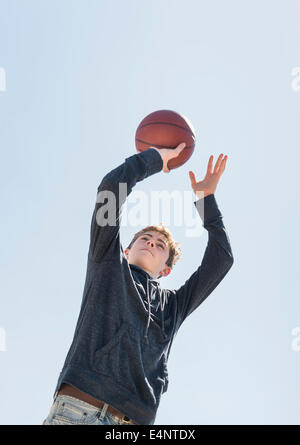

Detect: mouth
[142, 249, 153, 256]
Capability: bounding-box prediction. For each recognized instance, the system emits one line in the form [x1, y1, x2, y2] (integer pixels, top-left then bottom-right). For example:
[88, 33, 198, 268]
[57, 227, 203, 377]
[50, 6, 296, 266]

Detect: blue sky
[0, 0, 300, 425]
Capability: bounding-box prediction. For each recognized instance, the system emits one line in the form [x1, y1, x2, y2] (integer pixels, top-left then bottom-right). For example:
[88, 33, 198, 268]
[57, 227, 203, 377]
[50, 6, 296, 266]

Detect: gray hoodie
[53, 148, 234, 425]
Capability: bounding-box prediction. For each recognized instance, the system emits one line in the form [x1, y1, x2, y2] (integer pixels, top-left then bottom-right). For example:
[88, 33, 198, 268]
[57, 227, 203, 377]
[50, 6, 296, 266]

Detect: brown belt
[57, 383, 137, 425]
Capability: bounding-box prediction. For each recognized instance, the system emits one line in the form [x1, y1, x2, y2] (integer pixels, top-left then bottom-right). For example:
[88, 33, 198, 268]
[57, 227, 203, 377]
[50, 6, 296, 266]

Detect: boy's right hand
[150, 142, 186, 173]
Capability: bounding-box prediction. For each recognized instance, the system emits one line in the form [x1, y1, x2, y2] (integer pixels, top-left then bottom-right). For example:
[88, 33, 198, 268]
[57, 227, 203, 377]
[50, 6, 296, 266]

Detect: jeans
[42, 394, 137, 425]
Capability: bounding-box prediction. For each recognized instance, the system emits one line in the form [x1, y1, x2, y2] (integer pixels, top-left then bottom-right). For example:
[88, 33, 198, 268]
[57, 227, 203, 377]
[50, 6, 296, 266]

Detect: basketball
[135, 109, 196, 171]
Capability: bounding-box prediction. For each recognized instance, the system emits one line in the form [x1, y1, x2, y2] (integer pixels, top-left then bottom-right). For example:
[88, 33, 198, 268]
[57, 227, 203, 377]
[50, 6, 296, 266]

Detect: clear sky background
[0, 0, 299, 425]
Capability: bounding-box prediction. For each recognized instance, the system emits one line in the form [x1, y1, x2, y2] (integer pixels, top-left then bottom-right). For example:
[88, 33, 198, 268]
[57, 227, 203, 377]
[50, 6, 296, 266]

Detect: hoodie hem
[54, 364, 156, 425]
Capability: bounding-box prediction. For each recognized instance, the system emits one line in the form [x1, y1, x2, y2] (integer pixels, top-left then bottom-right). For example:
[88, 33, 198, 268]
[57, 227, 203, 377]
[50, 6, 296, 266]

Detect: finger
[189, 170, 197, 185]
[218, 155, 228, 175]
[213, 154, 224, 174]
[175, 142, 186, 152]
[206, 155, 214, 176]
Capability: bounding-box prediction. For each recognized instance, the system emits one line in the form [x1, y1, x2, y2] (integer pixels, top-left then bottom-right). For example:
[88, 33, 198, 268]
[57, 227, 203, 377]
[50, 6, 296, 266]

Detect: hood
[129, 264, 167, 344]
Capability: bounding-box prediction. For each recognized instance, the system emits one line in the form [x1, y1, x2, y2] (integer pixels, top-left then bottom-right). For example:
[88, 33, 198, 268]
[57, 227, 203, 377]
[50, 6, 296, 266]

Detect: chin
[135, 257, 151, 269]
[136, 258, 149, 267]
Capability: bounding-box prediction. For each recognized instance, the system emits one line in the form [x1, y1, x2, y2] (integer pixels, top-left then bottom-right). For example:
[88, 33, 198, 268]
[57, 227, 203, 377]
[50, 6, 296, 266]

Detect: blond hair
[126, 223, 181, 273]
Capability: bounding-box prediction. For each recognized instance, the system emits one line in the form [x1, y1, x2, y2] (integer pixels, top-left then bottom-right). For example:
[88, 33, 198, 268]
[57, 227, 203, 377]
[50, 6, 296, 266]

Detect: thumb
[176, 142, 186, 151]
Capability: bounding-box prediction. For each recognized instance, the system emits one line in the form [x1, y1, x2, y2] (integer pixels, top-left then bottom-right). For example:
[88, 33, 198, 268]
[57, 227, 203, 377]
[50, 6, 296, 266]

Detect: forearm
[89, 149, 163, 262]
[98, 148, 163, 195]
[194, 194, 233, 259]
[175, 195, 233, 329]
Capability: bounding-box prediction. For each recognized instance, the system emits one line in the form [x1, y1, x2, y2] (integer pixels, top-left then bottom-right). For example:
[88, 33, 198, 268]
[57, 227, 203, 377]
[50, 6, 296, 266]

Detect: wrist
[195, 191, 213, 199]
[149, 147, 163, 160]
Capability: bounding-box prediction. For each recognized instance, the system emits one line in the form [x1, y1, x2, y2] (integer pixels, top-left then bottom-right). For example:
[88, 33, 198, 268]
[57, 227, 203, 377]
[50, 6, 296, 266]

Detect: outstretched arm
[174, 154, 234, 330]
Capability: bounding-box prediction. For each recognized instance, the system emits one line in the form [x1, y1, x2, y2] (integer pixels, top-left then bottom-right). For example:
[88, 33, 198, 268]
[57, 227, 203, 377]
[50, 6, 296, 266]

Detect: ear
[159, 266, 171, 278]
[124, 248, 130, 260]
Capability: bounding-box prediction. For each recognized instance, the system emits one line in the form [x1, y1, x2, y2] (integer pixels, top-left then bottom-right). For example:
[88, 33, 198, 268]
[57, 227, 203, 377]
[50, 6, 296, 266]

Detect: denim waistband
[53, 394, 135, 424]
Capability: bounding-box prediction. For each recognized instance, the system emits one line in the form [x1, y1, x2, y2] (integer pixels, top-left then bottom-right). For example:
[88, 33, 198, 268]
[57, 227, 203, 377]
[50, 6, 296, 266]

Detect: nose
[147, 240, 154, 248]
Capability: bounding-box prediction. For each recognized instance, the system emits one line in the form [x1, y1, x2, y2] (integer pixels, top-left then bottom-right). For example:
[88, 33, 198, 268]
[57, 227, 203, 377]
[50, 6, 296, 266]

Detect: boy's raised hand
[150, 142, 186, 173]
[189, 154, 228, 199]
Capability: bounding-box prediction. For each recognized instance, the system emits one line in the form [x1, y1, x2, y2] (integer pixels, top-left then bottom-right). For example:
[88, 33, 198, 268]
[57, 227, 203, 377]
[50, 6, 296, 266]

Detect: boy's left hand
[189, 154, 228, 199]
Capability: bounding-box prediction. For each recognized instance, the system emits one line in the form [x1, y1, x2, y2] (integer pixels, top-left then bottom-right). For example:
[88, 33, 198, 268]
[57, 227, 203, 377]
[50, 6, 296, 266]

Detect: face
[124, 231, 171, 279]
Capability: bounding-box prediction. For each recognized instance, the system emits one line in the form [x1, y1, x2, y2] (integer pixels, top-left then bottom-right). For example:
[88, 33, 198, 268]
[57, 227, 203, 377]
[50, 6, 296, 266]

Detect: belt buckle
[121, 415, 132, 424]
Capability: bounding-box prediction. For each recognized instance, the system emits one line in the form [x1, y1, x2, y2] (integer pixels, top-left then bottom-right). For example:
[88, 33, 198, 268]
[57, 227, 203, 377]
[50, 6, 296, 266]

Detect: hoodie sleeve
[88, 148, 163, 262]
[174, 193, 234, 331]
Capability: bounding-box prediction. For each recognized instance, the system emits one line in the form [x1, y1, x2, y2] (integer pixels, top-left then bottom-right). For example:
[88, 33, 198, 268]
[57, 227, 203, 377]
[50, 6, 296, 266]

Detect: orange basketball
[135, 109, 196, 171]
